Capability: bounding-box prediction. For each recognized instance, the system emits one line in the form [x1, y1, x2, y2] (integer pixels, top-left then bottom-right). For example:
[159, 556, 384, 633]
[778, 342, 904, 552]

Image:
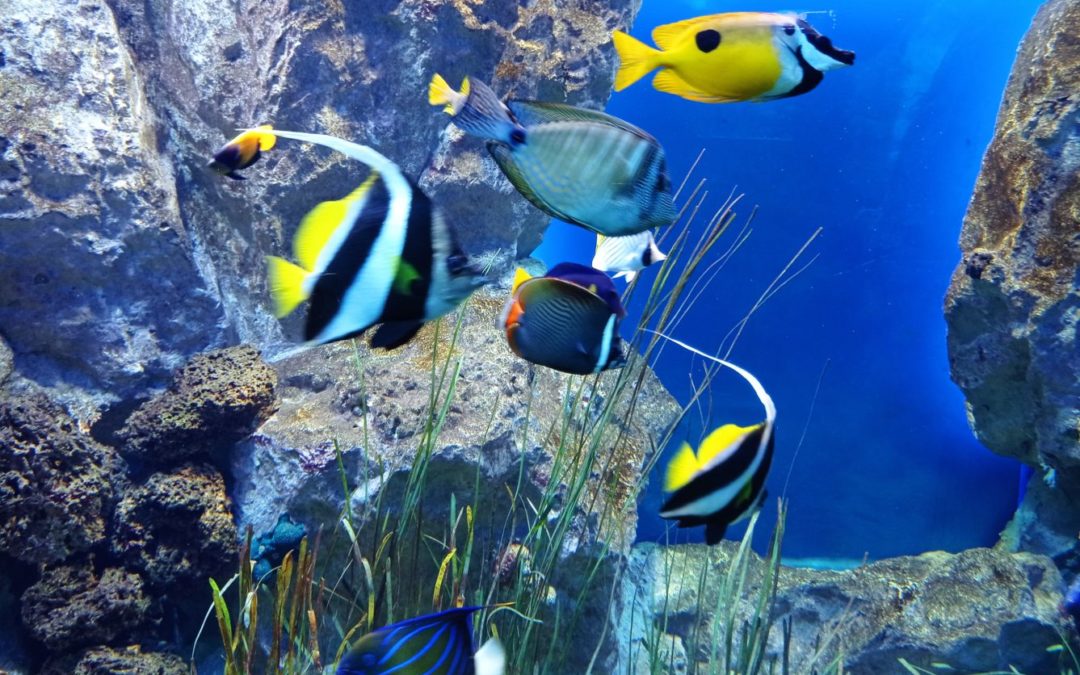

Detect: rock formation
[945, 0, 1080, 569]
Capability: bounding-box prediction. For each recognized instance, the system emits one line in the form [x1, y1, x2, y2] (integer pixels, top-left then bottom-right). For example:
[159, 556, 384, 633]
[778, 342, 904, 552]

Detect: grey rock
[615, 543, 1070, 674]
[0, 391, 126, 565]
[0, 333, 12, 385]
[944, 0, 1080, 565]
[39, 645, 187, 675]
[117, 344, 279, 465]
[20, 563, 152, 652]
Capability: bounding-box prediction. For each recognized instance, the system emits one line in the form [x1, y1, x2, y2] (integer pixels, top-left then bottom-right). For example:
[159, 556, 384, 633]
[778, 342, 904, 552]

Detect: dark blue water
[534, 0, 1041, 560]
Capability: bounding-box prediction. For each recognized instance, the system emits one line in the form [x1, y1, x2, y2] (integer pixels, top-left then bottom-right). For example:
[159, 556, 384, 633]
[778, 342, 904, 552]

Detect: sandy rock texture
[616, 543, 1069, 674]
[0, 0, 639, 411]
[944, 0, 1080, 567]
[39, 645, 187, 675]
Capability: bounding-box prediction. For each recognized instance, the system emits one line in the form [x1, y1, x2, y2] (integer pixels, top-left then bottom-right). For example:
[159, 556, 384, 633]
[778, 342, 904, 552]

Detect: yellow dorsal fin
[293, 173, 379, 270]
[265, 256, 310, 318]
[253, 124, 276, 150]
[697, 423, 754, 466]
[511, 268, 532, 294]
[652, 15, 714, 50]
[664, 442, 700, 492]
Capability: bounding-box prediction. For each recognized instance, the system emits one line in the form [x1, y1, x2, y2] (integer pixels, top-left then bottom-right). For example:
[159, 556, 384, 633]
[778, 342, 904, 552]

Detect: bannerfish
[336, 606, 505, 675]
[208, 125, 277, 180]
[501, 262, 627, 375]
[612, 13, 855, 103]
[263, 129, 486, 350]
[649, 333, 776, 545]
[429, 74, 676, 237]
[592, 231, 667, 283]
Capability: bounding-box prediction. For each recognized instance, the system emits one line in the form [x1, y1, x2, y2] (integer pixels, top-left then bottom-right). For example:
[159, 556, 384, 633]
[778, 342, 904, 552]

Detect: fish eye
[695, 29, 721, 54]
[510, 128, 527, 145]
[783, 25, 796, 36]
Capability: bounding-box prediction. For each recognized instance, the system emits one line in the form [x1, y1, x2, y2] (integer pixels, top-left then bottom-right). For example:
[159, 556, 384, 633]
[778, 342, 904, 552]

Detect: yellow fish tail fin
[429, 73, 465, 114]
[665, 442, 700, 492]
[253, 124, 276, 150]
[511, 267, 532, 294]
[612, 30, 662, 92]
[266, 256, 310, 318]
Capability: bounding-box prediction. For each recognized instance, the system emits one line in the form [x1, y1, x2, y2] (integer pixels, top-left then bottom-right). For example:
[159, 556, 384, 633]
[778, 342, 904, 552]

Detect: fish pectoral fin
[652, 70, 735, 103]
[370, 321, 425, 350]
[664, 442, 700, 492]
[704, 519, 728, 545]
[474, 636, 507, 675]
[265, 256, 310, 318]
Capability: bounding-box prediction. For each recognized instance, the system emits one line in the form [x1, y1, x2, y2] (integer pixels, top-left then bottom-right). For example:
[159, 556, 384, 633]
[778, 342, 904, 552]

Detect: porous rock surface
[39, 645, 187, 675]
[232, 284, 681, 559]
[20, 563, 151, 652]
[0, 0, 639, 409]
[0, 392, 126, 565]
[117, 344, 279, 465]
[616, 544, 1069, 674]
[944, 0, 1080, 565]
[111, 463, 238, 588]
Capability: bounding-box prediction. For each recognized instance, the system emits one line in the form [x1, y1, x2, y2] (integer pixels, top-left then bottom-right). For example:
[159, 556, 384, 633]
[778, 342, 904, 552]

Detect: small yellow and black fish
[592, 231, 667, 283]
[430, 74, 676, 237]
[336, 606, 505, 675]
[207, 125, 277, 179]
[613, 13, 854, 103]
[650, 333, 776, 544]
[263, 129, 486, 349]
[502, 262, 627, 375]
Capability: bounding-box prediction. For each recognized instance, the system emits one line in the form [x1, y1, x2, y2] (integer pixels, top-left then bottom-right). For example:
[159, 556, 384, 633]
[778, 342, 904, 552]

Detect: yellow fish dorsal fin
[665, 442, 700, 492]
[697, 423, 754, 466]
[651, 15, 715, 50]
[293, 172, 379, 270]
[253, 124, 276, 151]
[511, 268, 532, 294]
[265, 255, 310, 318]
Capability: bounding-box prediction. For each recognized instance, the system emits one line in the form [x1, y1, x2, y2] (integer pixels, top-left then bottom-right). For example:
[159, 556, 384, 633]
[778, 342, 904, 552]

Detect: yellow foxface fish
[207, 125, 277, 179]
[429, 74, 676, 237]
[613, 13, 855, 103]
[650, 333, 776, 544]
[336, 606, 505, 675]
[263, 130, 486, 350]
[592, 231, 667, 282]
[501, 263, 627, 375]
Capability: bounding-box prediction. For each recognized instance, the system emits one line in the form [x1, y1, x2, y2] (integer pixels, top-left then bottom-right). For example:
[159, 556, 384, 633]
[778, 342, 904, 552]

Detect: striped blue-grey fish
[650, 333, 776, 545]
[263, 130, 486, 350]
[429, 74, 676, 237]
[336, 606, 505, 675]
[501, 263, 627, 375]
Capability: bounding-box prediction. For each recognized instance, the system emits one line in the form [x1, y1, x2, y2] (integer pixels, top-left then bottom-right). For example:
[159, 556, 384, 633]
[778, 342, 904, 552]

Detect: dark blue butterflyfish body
[545, 262, 627, 318]
[336, 607, 481, 675]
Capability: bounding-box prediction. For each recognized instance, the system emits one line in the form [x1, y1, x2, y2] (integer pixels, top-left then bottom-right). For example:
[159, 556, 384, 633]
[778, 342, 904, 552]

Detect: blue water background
[534, 0, 1041, 560]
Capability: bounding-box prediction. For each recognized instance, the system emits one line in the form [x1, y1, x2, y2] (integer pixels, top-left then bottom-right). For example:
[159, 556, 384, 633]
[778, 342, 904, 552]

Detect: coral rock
[0, 333, 12, 385]
[20, 564, 151, 652]
[39, 645, 187, 675]
[0, 392, 125, 564]
[944, 0, 1080, 563]
[111, 463, 238, 588]
[117, 345, 279, 465]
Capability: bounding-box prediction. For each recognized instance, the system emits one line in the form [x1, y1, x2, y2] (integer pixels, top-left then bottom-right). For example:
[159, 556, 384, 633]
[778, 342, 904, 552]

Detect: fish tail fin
[429, 73, 465, 114]
[664, 442, 699, 492]
[254, 124, 276, 150]
[474, 637, 507, 675]
[612, 30, 662, 92]
[650, 239, 668, 264]
[266, 256, 310, 318]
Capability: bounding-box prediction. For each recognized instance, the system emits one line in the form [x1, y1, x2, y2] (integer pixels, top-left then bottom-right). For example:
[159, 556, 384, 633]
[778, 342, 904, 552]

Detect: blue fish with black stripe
[336, 607, 505, 675]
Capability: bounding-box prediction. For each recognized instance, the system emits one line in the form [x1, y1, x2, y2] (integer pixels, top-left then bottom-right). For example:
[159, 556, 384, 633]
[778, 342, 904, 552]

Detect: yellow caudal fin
[253, 124, 276, 150]
[429, 73, 467, 113]
[293, 173, 379, 269]
[266, 256, 310, 318]
[612, 30, 662, 92]
[511, 267, 532, 294]
[665, 442, 700, 492]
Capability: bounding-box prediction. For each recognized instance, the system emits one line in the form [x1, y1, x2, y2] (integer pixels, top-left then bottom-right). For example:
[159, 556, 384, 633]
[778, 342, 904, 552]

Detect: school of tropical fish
[208, 11, 853, 672]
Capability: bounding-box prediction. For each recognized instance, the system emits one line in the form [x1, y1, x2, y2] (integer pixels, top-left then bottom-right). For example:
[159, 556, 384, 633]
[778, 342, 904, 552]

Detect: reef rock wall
[944, 0, 1080, 568]
[0, 0, 639, 408]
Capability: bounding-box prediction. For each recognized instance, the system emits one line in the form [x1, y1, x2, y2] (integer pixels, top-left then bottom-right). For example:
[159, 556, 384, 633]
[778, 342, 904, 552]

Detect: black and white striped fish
[264, 130, 486, 349]
[429, 74, 676, 237]
[501, 263, 627, 375]
[336, 606, 505, 675]
[592, 231, 667, 282]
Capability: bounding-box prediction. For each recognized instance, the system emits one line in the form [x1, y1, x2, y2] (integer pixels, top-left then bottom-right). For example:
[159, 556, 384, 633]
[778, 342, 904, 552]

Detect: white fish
[592, 231, 667, 282]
